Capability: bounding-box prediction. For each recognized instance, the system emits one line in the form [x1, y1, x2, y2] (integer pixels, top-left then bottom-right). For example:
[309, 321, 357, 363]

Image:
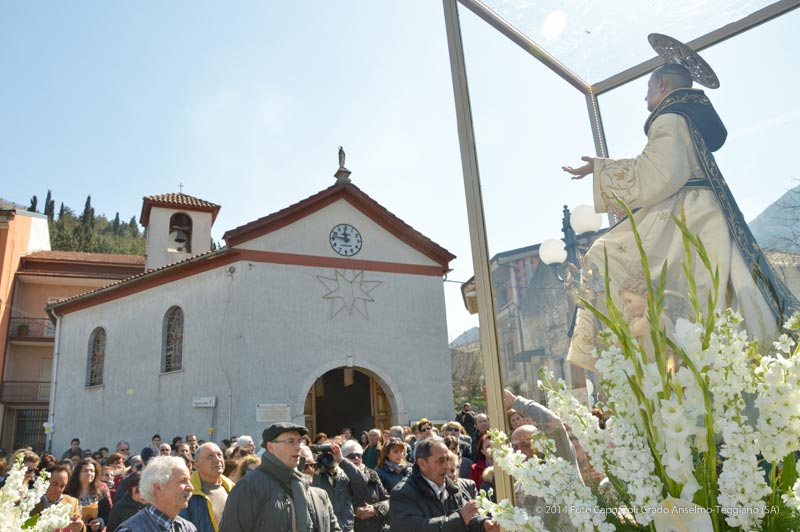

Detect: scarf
[383, 461, 409, 475]
[260, 451, 310, 531]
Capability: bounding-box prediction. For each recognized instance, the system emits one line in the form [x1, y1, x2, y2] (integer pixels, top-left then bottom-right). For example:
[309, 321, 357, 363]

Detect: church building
[47, 163, 455, 452]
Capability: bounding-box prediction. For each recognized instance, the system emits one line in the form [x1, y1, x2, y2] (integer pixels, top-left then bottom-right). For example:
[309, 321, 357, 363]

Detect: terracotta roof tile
[140, 193, 221, 226]
[47, 248, 226, 311]
[23, 251, 145, 265]
[143, 193, 220, 209]
[18, 270, 136, 281]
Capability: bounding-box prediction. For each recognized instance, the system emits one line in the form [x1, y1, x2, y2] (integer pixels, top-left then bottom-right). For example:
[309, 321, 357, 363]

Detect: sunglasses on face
[346, 453, 363, 460]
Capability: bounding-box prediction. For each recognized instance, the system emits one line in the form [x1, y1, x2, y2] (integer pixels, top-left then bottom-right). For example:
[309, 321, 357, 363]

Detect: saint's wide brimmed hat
[648, 33, 720, 89]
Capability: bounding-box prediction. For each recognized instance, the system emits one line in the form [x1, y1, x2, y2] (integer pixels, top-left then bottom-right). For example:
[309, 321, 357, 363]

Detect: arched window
[169, 213, 193, 253]
[86, 328, 106, 386]
[162, 306, 183, 372]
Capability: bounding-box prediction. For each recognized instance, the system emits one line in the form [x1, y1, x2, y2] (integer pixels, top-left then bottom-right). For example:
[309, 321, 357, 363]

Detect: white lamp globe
[570, 204, 603, 234]
[539, 239, 567, 265]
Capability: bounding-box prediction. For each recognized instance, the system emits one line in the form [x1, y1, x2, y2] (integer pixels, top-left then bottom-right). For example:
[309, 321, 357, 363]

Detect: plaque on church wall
[192, 396, 216, 408]
[256, 403, 291, 423]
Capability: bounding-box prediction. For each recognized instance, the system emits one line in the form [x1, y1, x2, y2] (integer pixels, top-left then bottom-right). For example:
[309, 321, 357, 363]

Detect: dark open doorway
[304, 367, 392, 437]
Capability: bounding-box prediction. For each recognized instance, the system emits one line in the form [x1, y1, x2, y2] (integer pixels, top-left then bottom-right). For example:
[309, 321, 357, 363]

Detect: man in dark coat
[219, 422, 341, 532]
[455, 403, 476, 438]
[389, 438, 498, 532]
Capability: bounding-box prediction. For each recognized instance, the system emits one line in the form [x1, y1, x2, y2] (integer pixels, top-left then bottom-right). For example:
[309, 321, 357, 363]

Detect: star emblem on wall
[316, 270, 382, 318]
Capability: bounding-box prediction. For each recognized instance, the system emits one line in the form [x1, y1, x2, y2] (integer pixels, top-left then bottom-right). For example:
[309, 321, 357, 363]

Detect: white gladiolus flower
[674, 317, 703, 358]
[0, 457, 70, 532]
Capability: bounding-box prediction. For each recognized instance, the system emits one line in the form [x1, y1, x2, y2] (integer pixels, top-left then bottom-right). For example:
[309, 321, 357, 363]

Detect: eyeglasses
[134, 463, 144, 471]
[346, 453, 363, 460]
[272, 438, 303, 447]
[445, 428, 459, 433]
[25, 467, 37, 474]
[303, 462, 316, 472]
[420, 426, 432, 432]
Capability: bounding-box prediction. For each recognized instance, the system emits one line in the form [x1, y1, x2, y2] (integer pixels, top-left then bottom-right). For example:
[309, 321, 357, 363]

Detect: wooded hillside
[28, 191, 145, 255]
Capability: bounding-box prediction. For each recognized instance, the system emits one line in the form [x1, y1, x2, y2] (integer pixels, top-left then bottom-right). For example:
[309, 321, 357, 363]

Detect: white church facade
[47, 171, 455, 452]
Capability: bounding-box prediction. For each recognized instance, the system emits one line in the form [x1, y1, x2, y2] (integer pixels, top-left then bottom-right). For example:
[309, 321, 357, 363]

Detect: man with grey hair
[116, 440, 131, 459]
[117, 456, 196, 532]
[362, 429, 382, 470]
[471, 413, 489, 458]
[232, 435, 256, 457]
[390, 438, 498, 531]
[180, 442, 233, 532]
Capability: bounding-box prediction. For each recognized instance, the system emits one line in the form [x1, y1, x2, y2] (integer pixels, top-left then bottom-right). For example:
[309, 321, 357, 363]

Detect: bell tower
[140, 193, 221, 271]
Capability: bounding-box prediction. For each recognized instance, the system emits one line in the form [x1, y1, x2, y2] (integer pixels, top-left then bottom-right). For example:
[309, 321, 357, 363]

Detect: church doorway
[304, 367, 392, 438]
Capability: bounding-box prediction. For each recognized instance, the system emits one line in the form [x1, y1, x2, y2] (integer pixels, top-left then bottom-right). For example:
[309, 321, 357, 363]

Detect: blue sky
[2, 2, 798, 340]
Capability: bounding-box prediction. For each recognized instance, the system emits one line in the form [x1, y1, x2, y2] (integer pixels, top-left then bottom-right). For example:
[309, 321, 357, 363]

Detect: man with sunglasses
[219, 422, 340, 532]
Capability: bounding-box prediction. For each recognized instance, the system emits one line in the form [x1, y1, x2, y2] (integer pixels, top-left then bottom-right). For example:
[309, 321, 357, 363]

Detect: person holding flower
[31, 463, 86, 532]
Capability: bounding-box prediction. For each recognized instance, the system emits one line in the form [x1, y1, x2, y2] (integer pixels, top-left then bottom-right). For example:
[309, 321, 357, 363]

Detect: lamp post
[539, 204, 602, 270]
[538, 204, 603, 405]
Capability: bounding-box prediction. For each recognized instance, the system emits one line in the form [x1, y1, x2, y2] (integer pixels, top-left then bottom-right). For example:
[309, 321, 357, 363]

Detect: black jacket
[106, 493, 146, 532]
[339, 460, 389, 532]
[389, 466, 486, 532]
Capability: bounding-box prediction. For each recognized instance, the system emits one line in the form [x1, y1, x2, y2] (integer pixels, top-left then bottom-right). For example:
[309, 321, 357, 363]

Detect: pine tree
[112, 212, 120, 235]
[28, 195, 38, 212]
[43, 190, 54, 219]
[73, 195, 96, 251]
[58, 202, 65, 220]
[128, 216, 140, 237]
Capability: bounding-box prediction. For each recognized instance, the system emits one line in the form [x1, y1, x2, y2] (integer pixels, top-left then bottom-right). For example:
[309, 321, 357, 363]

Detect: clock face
[329, 224, 363, 256]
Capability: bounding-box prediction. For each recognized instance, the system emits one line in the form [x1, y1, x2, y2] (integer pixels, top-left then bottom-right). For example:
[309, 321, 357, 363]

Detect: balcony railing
[8, 318, 55, 339]
[0, 380, 51, 403]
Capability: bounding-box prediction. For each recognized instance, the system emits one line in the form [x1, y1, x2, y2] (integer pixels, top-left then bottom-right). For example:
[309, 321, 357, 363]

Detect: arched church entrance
[303, 367, 392, 437]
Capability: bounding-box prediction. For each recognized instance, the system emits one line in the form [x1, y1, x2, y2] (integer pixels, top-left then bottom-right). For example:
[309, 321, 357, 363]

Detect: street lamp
[539, 205, 602, 268]
[538, 205, 603, 406]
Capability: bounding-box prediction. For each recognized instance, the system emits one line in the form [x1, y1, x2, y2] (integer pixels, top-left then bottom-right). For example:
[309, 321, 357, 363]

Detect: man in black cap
[219, 422, 341, 532]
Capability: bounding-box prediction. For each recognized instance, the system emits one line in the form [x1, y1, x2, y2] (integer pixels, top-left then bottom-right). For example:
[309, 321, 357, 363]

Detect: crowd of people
[0, 393, 608, 532]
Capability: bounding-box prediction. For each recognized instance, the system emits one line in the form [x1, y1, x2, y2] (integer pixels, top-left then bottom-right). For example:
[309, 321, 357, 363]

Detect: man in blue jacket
[180, 442, 234, 532]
